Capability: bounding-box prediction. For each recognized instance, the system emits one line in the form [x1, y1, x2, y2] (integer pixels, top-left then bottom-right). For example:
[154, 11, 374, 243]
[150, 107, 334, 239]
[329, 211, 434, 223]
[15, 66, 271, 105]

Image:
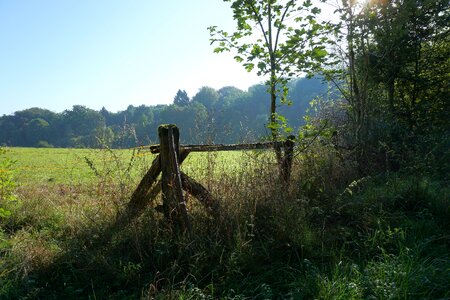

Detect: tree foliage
[209, 0, 333, 142]
[0, 78, 328, 148]
[327, 0, 449, 173]
[173, 89, 190, 106]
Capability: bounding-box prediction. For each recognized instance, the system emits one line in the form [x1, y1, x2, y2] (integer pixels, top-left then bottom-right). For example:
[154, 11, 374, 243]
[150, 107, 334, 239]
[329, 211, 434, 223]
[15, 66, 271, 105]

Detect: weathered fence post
[159, 124, 191, 234]
[281, 135, 295, 183]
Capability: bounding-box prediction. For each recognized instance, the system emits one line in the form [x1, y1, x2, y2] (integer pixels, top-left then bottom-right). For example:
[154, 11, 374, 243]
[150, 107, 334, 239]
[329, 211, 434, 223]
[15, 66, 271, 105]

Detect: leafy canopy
[209, 0, 334, 139]
[208, 0, 332, 83]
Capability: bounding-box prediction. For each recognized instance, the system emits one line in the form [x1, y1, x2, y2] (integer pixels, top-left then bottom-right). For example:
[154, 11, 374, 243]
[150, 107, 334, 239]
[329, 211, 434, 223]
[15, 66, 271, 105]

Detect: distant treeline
[0, 77, 329, 148]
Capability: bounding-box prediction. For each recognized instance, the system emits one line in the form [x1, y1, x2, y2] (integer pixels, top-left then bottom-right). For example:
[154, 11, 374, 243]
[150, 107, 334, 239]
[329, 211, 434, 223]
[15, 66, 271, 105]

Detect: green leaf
[244, 63, 254, 72]
[257, 62, 267, 71]
[0, 208, 11, 219]
[303, 0, 312, 8]
[311, 7, 321, 14]
[312, 47, 327, 58]
[267, 122, 281, 130]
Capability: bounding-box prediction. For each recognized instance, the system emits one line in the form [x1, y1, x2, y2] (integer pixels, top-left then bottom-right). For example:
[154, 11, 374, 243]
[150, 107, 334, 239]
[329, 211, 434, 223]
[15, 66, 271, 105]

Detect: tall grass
[0, 146, 448, 299]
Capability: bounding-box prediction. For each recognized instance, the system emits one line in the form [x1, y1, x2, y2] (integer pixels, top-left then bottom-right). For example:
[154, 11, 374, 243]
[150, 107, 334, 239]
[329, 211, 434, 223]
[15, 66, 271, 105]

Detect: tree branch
[274, 1, 293, 53]
[246, 0, 272, 55]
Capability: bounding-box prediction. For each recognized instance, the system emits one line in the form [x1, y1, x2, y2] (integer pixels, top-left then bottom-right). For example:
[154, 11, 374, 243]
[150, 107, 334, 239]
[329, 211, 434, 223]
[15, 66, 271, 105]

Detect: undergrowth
[0, 146, 448, 299]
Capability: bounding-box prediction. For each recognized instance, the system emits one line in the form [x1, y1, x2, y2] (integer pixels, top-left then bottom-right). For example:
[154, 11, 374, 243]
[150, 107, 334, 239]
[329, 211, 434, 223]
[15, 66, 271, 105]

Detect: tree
[24, 118, 50, 146]
[217, 86, 246, 109]
[173, 89, 190, 106]
[339, 0, 372, 158]
[209, 0, 331, 145]
[159, 102, 208, 143]
[362, 0, 449, 131]
[209, 0, 333, 170]
[191, 87, 220, 112]
[330, 0, 449, 172]
[61, 105, 105, 147]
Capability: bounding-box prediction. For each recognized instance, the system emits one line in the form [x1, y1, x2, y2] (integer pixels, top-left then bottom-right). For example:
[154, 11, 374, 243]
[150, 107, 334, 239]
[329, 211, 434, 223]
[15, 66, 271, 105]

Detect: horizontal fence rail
[148, 141, 292, 154]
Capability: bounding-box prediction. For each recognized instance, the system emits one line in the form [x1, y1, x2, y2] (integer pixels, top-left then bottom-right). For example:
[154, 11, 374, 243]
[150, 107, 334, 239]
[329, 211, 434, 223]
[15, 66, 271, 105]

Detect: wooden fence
[120, 124, 295, 234]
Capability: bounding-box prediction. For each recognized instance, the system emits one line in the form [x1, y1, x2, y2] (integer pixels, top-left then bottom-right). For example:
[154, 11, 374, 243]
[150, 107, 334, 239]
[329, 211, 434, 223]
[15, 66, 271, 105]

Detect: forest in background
[0, 77, 328, 148]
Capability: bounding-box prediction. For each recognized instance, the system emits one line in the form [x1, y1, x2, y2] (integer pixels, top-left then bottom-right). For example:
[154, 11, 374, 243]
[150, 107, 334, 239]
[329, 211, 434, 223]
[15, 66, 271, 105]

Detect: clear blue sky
[0, 0, 262, 115]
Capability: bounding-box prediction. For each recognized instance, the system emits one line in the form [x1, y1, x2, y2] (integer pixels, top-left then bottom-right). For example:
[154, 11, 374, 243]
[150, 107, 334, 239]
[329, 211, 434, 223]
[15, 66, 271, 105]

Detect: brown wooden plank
[126, 154, 161, 214]
[148, 141, 289, 154]
[180, 172, 219, 216]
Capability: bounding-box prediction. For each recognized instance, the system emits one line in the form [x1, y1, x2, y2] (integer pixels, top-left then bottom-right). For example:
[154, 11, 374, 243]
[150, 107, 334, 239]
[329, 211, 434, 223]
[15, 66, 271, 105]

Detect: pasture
[1, 146, 449, 299]
[1, 147, 253, 184]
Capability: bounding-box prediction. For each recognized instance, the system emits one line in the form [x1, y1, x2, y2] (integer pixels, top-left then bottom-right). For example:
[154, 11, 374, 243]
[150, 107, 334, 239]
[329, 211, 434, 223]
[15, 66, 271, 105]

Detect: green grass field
[1, 147, 160, 184]
[0, 147, 251, 185]
[1, 146, 449, 299]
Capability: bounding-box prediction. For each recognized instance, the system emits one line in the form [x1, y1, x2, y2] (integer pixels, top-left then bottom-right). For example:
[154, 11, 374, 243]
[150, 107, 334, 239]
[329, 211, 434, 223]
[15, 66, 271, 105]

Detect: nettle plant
[0, 148, 17, 219]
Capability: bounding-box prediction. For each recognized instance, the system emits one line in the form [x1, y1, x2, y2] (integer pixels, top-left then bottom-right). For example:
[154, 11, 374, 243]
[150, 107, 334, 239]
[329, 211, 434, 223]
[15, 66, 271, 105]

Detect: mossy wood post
[159, 124, 191, 234]
[281, 136, 295, 183]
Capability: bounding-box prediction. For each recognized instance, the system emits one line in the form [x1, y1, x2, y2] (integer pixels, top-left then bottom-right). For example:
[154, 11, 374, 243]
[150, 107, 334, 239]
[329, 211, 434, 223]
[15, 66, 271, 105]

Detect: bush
[0, 148, 17, 220]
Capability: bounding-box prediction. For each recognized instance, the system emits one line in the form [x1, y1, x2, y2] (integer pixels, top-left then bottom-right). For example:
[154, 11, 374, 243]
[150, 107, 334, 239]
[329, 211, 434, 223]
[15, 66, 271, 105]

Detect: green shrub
[0, 148, 18, 220]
